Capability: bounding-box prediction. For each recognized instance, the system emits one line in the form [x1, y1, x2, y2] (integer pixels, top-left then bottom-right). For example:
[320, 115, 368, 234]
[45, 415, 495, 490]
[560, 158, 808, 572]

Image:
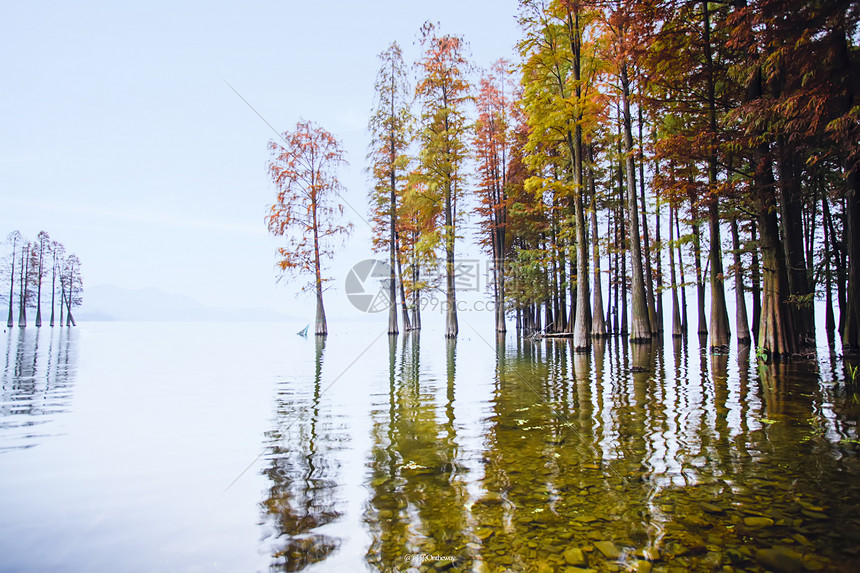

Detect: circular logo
[345, 259, 395, 313]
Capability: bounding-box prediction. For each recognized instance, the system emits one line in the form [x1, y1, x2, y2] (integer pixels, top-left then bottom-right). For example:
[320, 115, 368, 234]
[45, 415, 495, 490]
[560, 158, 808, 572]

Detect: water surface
[1, 322, 858, 572]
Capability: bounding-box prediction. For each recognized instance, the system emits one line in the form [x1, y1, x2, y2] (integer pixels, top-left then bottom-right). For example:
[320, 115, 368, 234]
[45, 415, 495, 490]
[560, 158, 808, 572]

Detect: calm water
[1, 321, 859, 572]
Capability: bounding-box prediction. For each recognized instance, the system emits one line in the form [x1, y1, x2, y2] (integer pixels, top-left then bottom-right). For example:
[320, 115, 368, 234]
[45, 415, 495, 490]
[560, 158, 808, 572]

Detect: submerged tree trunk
[669, 202, 682, 337]
[18, 248, 27, 328]
[824, 208, 836, 334]
[387, 149, 398, 335]
[777, 139, 814, 346]
[675, 206, 689, 334]
[65, 280, 76, 327]
[844, 169, 860, 351]
[708, 201, 731, 347]
[750, 221, 762, 342]
[730, 218, 751, 343]
[757, 203, 795, 357]
[312, 193, 327, 337]
[691, 209, 706, 336]
[49, 261, 56, 327]
[444, 181, 458, 338]
[6, 240, 15, 328]
[703, 0, 729, 348]
[747, 66, 794, 358]
[822, 197, 846, 334]
[654, 183, 664, 333]
[35, 245, 43, 327]
[394, 233, 411, 331]
[620, 63, 650, 341]
[589, 146, 606, 337]
[571, 131, 590, 349]
[410, 242, 421, 331]
[638, 105, 658, 334]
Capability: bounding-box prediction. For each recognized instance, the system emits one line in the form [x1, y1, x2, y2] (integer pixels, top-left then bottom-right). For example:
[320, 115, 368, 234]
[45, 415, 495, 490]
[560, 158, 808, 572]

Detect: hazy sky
[1, 1, 520, 319]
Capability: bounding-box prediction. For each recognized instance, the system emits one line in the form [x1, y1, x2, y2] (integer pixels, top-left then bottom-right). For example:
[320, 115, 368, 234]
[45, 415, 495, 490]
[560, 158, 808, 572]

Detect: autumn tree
[399, 172, 442, 331]
[642, 0, 735, 348]
[267, 120, 353, 336]
[601, 0, 652, 341]
[474, 59, 516, 334]
[518, 0, 604, 347]
[368, 42, 413, 335]
[415, 22, 471, 339]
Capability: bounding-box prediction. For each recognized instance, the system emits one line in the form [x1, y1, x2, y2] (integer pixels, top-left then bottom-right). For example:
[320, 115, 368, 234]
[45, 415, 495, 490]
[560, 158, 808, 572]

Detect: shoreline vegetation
[2, 230, 82, 329]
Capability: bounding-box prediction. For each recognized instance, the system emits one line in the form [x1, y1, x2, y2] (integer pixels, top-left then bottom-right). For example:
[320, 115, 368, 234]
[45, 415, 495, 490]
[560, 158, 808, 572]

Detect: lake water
[1, 320, 859, 572]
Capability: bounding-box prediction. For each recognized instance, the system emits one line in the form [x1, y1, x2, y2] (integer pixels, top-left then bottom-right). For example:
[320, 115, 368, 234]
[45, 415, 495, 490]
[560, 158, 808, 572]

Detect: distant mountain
[76, 284, 299, 322]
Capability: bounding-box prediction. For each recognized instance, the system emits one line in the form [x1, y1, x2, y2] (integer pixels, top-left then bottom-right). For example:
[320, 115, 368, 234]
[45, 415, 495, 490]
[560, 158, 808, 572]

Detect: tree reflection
[364, 333, 471, 569]
[362, 330, 860, 570]
[261, 336, 344, 571]
[0, 328, 76, 452]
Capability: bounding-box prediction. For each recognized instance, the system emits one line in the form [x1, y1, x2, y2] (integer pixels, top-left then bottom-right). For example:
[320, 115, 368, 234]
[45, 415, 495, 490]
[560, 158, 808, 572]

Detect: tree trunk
[844, 168, 860, 350]
[730, 218, 751, 343]
[49, 262, 55, 327]
[824, 206, 835, 334]
[703, 0, 730, 349]
[654, 178, 664, 333]
[411, 243, 421, 331]
[65, 272, 76, 327]
[822, 197, 846, 333]
[757, 204, 795, 358]
[444, 180, 458, 338]
[18, 249, 27, 328]
[750, 220, 762, 342]
[59, 281, 65, 327]
[312, 191, 327, 336]
[669, 202, 682, 337]
[675, 206, 689, 333]
[572, 132, 590, 349]
[35, 245, 43, 327]
[610, 213, 618, 333]
[638, 105, 658, 334]
[691, 205, 706, 336]
[620, 63, 650, 341]
[748, 66, 794, 358]
[590, 146, 606, 337]
[387, 149, 398, 335]
[395, 233, 411, 331]
[777, 139, 814, 346]
[708, 201, 730, 347]
[6, 242, 14, 328]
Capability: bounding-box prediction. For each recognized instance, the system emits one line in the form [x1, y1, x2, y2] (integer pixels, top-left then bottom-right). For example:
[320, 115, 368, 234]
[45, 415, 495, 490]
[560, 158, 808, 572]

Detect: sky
[1, 0, 521, 320]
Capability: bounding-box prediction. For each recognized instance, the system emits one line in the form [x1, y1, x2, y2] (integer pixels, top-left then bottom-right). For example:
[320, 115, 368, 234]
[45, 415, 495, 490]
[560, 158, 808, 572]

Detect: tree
[368, 42, 413, 335]
[267, 120, 353, 336]
[399, 172, 442, 330]
[34, 231, 50, 327]
[603, 0, 652, 341]
[518, 0, 605, 346]
[5, 230, 21, 328]
[643, 0, 734, 348]
[49, 240, 65, 327]
[17, 241, 35, 327]
[415, 22, 471, 339]
[474, 59, 516, 334]
[61, 254, 82, 327]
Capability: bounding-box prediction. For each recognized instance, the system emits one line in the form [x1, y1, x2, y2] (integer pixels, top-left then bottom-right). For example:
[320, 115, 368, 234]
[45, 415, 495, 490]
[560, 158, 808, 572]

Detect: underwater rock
[755, 547, 803, 573]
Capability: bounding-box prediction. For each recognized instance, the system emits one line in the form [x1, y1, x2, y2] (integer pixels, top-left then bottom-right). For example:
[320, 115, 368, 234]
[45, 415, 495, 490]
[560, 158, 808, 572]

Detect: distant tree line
[268, 1, 858, 359]
[2, 230, 83, 328]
